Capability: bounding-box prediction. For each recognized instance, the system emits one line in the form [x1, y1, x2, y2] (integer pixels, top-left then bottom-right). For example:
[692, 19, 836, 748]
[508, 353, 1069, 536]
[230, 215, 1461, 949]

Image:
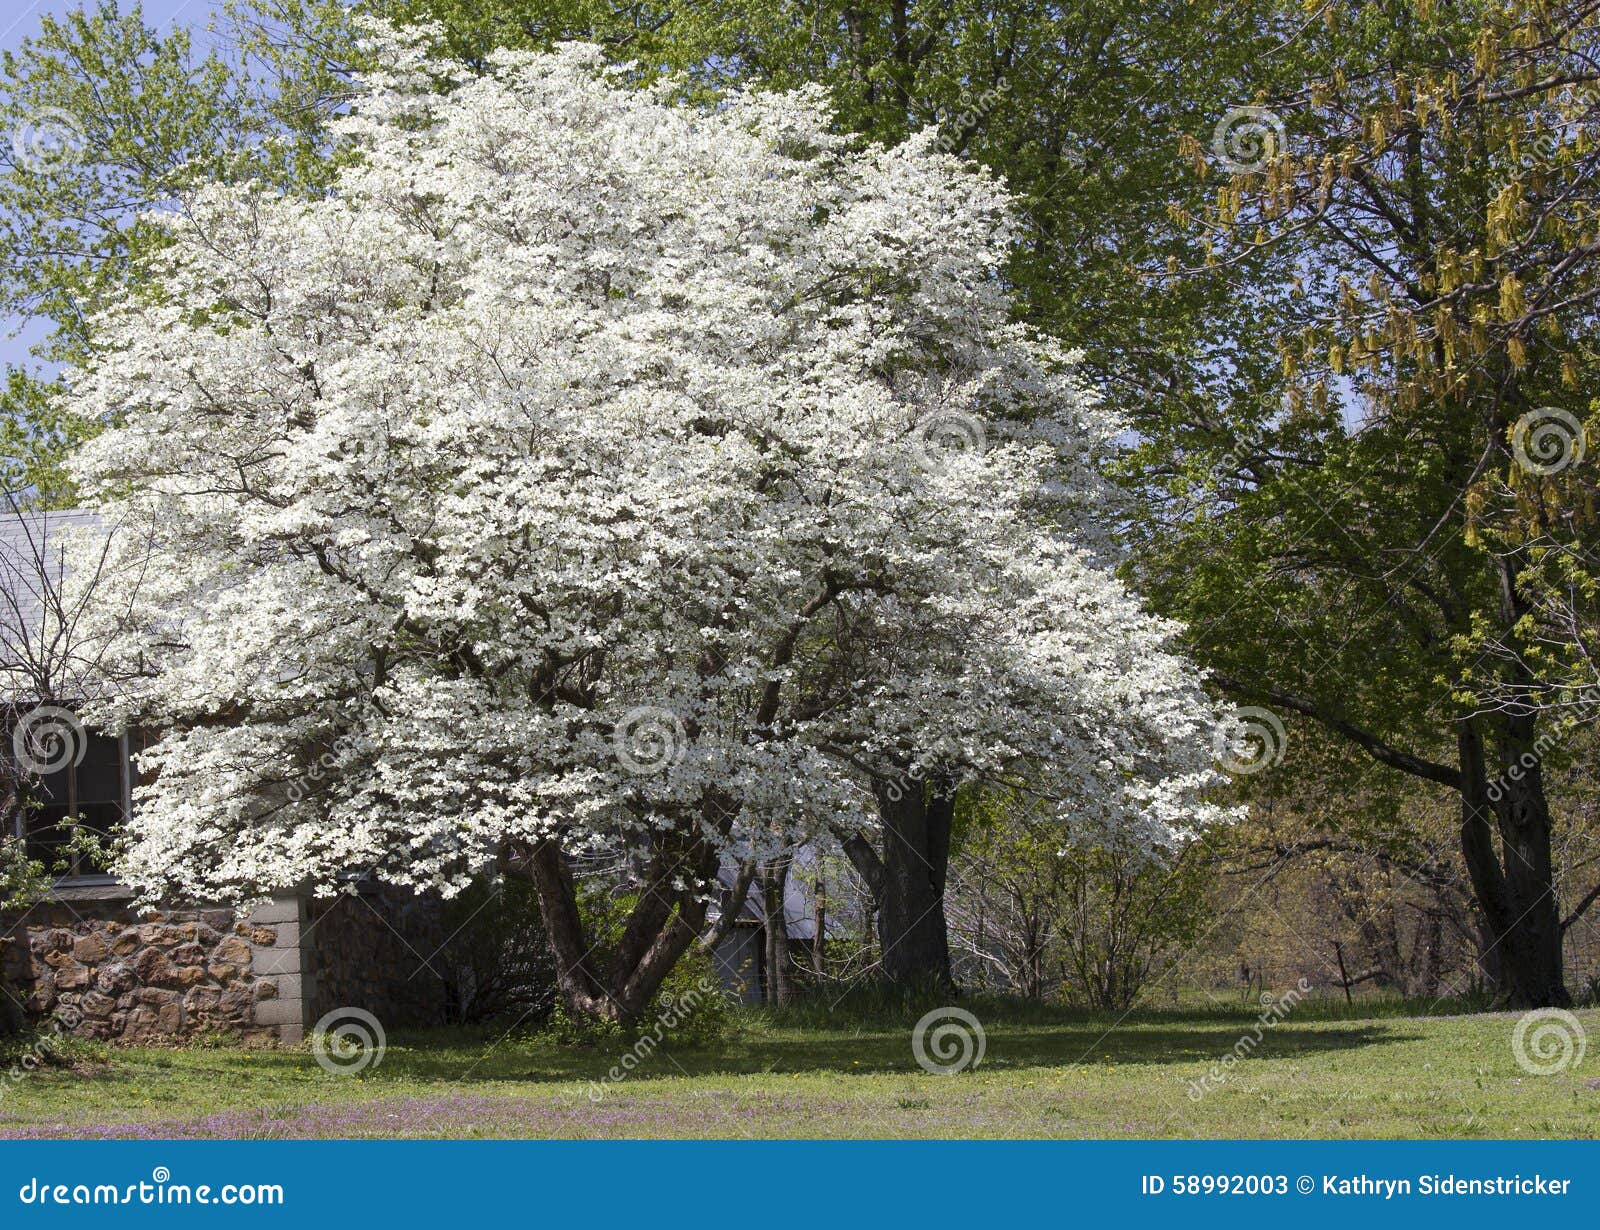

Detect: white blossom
[63, 30, 1232, 906]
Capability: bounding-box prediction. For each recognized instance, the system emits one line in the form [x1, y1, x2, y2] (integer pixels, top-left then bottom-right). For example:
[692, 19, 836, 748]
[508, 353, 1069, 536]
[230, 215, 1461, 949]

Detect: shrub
[438, 876, 558, 1026]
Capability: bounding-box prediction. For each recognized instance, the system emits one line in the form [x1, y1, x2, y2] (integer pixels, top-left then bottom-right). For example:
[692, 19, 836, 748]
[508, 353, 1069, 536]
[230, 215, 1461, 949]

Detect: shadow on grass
[357, 1018, 1419, 1087]
[23, 994, 1439, 1097]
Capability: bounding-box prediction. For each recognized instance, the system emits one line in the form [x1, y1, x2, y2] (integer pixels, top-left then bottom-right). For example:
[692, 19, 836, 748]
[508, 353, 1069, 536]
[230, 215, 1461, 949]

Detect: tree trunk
[871, 779, 954, 988]
[760, 857, 794, 1005]
[1458, 721, 1569, 1008]
[1415, 909, 1443, 998]
[1492, 746, 1568, 1007]
[696, 860, 756, 960]
[811, 865, 827, 979]
[1473, 915, 1505, 996]
[504, 826, 723, 1023]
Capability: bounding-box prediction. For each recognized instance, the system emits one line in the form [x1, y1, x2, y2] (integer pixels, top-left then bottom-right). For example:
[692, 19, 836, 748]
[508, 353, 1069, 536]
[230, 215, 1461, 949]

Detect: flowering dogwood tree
[64, 28, 1229, 1018]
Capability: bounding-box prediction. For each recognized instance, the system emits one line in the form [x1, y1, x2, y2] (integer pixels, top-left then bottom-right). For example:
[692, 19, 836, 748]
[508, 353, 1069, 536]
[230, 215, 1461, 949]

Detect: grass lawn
[1, 999, 1596, 1139]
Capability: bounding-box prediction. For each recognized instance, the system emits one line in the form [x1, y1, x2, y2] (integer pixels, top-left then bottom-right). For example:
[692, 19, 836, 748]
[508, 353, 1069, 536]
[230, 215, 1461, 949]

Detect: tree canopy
[61, 30, 1227, 1018]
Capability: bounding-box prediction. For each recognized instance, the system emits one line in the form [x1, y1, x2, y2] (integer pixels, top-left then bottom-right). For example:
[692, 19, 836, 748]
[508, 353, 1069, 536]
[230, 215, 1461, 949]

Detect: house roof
[712, 860, 819, 941]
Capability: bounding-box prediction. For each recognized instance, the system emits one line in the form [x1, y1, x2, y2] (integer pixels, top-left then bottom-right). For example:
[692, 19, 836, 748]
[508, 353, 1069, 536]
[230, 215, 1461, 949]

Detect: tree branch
[1213, 674, 1462, 789]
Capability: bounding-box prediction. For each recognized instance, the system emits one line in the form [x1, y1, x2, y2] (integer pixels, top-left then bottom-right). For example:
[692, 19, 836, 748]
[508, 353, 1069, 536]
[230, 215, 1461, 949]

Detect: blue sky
[2, 0, 215, 375]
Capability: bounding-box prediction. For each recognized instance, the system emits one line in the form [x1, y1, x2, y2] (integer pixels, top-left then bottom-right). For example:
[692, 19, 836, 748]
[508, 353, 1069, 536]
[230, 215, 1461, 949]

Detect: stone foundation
[2, 885, 446, 1044]
[1, 897, 285, 1044]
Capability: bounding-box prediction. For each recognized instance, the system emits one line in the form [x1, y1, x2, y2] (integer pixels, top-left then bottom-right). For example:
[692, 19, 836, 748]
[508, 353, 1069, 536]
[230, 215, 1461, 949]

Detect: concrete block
[246, 897, 301, 926]
[252, 997, 305, 1027]
[269, 920, 300, 948]
[251, 946, 301, 976]
[270, 973, 303, 1001]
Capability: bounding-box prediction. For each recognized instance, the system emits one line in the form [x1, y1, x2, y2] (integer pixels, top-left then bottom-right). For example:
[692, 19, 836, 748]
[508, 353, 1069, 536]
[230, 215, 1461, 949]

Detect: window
[14, 722, 134, 880]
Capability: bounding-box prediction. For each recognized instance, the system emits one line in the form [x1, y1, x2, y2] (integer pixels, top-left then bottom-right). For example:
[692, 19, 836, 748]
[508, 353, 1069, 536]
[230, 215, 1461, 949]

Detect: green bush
[540, 884, 734, 1046]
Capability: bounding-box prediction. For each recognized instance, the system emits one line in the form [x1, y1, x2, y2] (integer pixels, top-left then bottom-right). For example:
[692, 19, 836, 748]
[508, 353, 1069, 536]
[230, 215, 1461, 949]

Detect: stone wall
[1, 896, 292, 1044]
[2, 885, 450, 1044]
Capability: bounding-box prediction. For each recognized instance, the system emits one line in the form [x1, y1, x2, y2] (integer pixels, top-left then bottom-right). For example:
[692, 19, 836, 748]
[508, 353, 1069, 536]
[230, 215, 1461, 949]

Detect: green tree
[948, 790, 1212, 1008]
[0, 836, 54, 1035]
[1139, 0, 1600, 1006]
[391, 0, 1252, 418]
[1, 824, 105, 1036]
[0, 0, 355, 499]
